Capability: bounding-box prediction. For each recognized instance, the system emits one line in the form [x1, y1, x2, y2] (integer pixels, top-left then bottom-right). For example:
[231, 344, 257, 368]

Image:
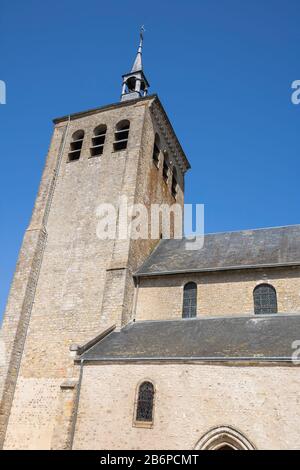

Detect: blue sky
[0, 0, 300, 320]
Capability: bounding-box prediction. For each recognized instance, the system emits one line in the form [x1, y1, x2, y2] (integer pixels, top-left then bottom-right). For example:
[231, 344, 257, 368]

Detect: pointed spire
[120, 26, 150, 102]
[131, 26, 145, 72]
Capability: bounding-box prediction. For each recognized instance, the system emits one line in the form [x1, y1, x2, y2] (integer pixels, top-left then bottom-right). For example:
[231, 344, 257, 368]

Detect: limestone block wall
[1, 96, 188, 449]
[99, 100, 185, 329]
[0, 123, 66, 447]
[129, 100, 185, 271]
[2, 101, 147, 448]
[135, 266, 300, 321]
[121, 101, 185, 327]
[4, 377, 62, 450]
[5, 103, 147, 380]
[73, 363, 300, 450]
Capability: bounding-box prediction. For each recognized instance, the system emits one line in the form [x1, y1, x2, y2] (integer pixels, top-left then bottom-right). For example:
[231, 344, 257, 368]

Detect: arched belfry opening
[195, 426, 255, 451]
[121, 27, 150, 102]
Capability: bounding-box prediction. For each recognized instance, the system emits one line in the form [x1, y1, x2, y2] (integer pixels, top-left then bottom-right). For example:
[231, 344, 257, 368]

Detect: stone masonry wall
[3, 101, 146, 448]
[2, 96, 187, 449]
[0, 123, 67, 447]
[135, 266, 300, 321]
[73, 363, 300, 450]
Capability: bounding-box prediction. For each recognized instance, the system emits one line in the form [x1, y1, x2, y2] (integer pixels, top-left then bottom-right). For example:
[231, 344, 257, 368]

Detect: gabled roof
[135, 225, 300, 277]
[78, 315, 300, 363]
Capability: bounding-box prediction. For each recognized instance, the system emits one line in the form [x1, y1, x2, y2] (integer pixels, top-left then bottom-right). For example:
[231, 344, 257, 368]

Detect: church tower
[0, 31, 190, 449]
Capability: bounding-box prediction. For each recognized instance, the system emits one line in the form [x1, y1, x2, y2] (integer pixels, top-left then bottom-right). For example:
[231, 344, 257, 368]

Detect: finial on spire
[120, 27, 150, 102]
[131, 26, 145, 73]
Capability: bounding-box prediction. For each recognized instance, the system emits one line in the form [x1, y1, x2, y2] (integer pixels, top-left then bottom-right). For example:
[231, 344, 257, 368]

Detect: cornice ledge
[150, 99, 191, 173]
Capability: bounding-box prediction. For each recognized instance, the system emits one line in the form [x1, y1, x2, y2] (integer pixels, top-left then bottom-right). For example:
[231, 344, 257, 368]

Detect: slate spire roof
[121, 26, 149, 102]
[131, 27, 144, 72]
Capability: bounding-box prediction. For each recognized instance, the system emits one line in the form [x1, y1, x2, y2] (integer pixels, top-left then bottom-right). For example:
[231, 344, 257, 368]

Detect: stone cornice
[150, 97, 191, 173]
[53, 95, 156, 125]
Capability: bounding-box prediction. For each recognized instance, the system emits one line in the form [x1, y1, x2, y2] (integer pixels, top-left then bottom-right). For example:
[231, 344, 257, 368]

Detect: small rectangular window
[68, 150, 81, 161]
[115, 129, 129, 141]
[153, 143, 160, 167]
[70, 140, 83, 151]
[90, 145, 104, 157]
[113, 140, 128, 151]
[163, 158, 169, 182]
[92, 135, 105, 146]
[172, 177, 177, 198]
[152, 134, 160, 167]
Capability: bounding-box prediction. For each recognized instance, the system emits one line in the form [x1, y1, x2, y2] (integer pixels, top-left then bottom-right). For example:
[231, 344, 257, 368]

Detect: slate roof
[79, 315, 300, 363]
[135, 225, 300, 277]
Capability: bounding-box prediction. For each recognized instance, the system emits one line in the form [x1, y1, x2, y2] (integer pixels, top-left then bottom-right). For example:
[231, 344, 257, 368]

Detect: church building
[1, 31, 300, 450]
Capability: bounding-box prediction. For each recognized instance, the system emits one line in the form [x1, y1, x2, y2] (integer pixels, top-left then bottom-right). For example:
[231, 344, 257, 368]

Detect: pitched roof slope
[136, 225, 300, 276]
[80, 315, 300, 362]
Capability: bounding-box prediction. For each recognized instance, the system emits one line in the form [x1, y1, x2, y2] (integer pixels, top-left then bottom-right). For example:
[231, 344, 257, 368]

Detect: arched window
[171, 167, 178, 198]
[90, 124, 107, 157]
[152, 134, 160, 167]
[68, 130, 84, 161]
[113, 120, 130, 151]
[162, 152, 169, 182]
[136, 381, 154, 422]
[253, 284, 278, 315]
[182, 282, 197, 318]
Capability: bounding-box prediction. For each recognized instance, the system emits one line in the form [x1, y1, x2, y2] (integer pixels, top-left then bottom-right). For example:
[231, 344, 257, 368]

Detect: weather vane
[140, 25, 146, 40]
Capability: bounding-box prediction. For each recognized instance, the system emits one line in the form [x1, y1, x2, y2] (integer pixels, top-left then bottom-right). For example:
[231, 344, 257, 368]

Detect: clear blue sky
[1, 0, 300, 321]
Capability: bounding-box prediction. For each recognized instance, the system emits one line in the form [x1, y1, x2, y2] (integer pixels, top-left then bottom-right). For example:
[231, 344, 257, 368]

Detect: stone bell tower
[0, 30, 190, 449]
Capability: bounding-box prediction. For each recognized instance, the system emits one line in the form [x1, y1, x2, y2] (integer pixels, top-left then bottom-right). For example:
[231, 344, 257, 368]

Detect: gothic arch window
[90, 124, 107, 157]
[162, 152, 169, 182]
[68, 130, 84, 161]
[195, 426, 255, 450]
[135, 381, 154, 423]
[171, 167, 178, 199]
[182, 282, 197, 318]
[113, 120, 130, 151]
[152, 134, 160, 167]
[253, 283, 278, 315]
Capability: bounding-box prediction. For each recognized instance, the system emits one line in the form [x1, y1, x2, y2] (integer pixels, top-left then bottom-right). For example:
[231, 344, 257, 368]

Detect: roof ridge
[200, 223, 300, 237]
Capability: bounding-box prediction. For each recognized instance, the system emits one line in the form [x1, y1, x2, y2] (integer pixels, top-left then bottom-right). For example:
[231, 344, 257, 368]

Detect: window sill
[133, 421, 154, 429]
[67, 158, 81, 163]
